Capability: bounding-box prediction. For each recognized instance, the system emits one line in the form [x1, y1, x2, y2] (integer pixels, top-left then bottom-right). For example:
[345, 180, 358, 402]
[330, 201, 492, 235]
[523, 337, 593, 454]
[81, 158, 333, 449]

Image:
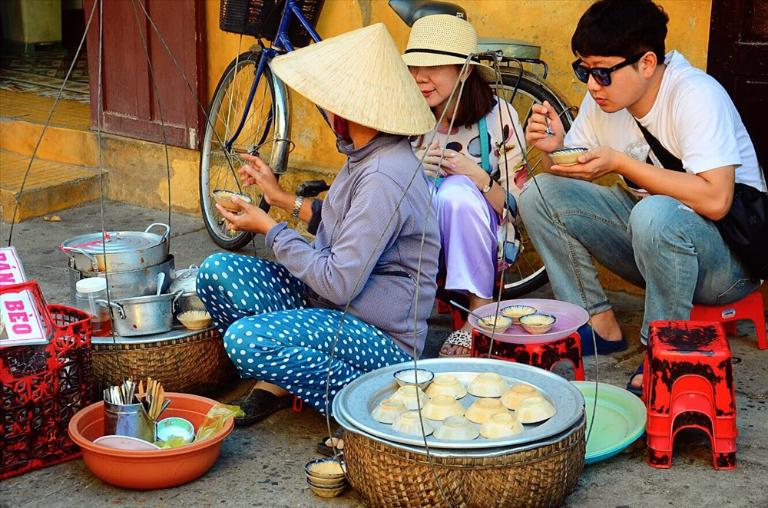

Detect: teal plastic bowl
[572, 381, 646, 464]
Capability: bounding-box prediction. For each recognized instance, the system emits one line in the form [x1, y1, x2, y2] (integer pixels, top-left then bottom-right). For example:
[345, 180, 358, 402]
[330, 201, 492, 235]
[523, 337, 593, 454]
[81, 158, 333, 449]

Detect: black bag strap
[624, 120, 685, 190]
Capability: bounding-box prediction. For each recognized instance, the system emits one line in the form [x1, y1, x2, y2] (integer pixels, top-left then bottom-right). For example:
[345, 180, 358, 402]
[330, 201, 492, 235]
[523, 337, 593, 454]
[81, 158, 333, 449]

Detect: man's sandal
[626, 362, 644, 398]
[438, 330, 472, 358]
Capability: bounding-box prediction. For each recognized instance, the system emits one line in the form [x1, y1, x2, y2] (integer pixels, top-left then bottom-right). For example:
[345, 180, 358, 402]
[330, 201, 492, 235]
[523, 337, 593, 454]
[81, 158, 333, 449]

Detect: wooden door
[707, 0, 768, 166]
[84, 0, 206, 149]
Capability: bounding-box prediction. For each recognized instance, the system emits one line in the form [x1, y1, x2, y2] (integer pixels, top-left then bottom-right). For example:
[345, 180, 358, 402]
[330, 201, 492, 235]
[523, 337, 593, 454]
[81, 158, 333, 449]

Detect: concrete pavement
[1, 201, 766, 507]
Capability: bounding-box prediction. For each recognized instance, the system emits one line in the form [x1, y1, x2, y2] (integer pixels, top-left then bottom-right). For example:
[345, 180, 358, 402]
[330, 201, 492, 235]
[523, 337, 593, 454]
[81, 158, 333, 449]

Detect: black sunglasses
[571, 53, 646, 87]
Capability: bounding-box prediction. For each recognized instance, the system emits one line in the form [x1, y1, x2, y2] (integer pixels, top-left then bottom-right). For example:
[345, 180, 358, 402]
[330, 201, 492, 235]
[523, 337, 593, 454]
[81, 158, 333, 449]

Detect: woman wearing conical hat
[197, 24, 440, 425]
[404, 14, 527, 357]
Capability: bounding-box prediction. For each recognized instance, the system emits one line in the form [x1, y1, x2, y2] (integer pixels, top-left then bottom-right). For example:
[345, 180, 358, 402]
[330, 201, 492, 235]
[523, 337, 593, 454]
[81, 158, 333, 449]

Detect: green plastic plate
[572, 381, 647, 464]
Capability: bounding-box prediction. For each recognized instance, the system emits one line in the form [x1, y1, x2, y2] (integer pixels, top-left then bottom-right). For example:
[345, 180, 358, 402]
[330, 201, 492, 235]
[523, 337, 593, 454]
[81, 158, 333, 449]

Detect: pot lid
[170, 265, 199, 295]
[61, 224, 170, 255]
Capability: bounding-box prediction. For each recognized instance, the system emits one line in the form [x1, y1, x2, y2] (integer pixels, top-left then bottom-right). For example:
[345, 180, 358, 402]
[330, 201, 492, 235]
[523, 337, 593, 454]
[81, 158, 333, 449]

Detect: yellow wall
[205, 0, 712, 174]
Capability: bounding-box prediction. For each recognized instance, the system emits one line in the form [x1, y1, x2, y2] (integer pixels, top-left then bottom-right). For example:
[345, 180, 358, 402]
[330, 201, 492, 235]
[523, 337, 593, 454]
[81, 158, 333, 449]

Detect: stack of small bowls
[304, 457, 347, 498]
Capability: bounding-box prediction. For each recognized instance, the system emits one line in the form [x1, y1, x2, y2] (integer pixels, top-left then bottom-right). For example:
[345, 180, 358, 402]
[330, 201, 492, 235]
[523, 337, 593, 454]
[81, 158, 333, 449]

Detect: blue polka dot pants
[197, 253, 410, 414]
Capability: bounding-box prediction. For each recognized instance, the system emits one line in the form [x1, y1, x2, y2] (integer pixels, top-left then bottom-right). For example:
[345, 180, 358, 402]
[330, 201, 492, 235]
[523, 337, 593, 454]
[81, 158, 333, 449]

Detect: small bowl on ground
[212, 189, 253, 213]
[393, 368, 434, 390]
[68, 392, 234, 490]
[519, 313, 557, 334]
[550, 147, 588, 166]
[307, 478, 347, 498]
[177, 310, 212, 331]
[305, 457, 346, 487]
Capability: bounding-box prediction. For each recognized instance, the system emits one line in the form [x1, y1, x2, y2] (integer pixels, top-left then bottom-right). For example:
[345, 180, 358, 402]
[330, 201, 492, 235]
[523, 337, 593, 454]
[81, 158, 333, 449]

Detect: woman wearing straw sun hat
[404, 14, 527, 357]
[196, 24, 440, 425]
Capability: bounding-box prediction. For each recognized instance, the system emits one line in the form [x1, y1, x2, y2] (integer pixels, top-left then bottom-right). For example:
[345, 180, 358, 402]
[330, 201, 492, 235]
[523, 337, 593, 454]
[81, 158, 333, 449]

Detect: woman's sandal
[626, 362, 644, 398]
[232, 388, 292, 427]
[316, 427, 345, 457]
[438, 329, 472, 358]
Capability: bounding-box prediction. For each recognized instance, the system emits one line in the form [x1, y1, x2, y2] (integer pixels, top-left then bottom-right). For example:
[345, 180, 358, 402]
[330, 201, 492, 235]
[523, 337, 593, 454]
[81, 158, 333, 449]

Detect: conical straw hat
[270, 23, 435, 136]
[402, 14, 495, 82]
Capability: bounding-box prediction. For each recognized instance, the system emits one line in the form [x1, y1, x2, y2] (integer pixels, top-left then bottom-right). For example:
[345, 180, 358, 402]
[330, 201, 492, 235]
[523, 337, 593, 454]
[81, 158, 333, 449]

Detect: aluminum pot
[169, 265, 205, 314]
[61, 223, 170, 272]
[98, 291, 183, 337]
[69, 255, 175, 302]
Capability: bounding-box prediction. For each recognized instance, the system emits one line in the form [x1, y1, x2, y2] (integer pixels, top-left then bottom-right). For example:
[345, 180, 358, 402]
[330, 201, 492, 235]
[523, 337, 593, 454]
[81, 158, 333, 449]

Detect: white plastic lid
[76, 277, 108, 294]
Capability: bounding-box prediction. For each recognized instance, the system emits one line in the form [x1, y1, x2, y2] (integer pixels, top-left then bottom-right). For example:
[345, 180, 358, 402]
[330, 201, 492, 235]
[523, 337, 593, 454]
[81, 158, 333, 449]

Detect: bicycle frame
[225, 0, 322, 153]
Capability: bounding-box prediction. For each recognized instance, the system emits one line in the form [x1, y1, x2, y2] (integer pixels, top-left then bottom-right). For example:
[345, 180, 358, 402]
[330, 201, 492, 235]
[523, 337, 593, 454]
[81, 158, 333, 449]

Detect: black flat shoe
[626, 362, 644, 398]
[578, 324, 628, 356]
[232, 388, 292, 427]
[316, 426, 344, 457]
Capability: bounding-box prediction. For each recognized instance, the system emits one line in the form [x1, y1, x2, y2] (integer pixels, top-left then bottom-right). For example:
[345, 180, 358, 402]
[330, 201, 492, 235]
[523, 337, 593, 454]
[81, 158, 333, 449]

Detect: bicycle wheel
[492, 69, 575, 298]
[200, 50, 288, 250]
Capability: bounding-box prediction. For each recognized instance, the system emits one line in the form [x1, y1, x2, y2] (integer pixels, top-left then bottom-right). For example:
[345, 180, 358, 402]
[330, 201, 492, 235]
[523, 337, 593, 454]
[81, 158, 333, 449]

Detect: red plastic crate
[1, 281, 93, 480]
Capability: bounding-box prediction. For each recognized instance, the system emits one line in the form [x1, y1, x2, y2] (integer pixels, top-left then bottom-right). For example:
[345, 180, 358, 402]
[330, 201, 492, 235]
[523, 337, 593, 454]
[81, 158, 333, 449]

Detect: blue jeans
[196, 253, 409, 413]
[519, 174, 758, 342]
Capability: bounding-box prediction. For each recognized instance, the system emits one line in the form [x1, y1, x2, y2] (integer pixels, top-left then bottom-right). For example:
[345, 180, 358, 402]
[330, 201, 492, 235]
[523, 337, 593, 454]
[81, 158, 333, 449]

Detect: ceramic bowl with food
[480, 412, 524, 439]
[465, 398, 508, 424]
[177, 310, 213, 331]
[305, 457, 346, 487]
[468, 372, 509, 398]
[476, 315, 513, 332]
[549, 147, 588, 166]
[516, 396, 557, 424]
[425, 374, 467, 399]
[501, 383, 542, 410]
[390, 385, 430, 410]
[392, 410, 434, 436]
[519, 313, 557, 334]
[394, 368, 434, 390]
[212, 189, 253, 212]
[433, 416, 480, 441]
[500, 304, 537, 324]
[421, 395, 465, 421]
[371, 398, 407, 424]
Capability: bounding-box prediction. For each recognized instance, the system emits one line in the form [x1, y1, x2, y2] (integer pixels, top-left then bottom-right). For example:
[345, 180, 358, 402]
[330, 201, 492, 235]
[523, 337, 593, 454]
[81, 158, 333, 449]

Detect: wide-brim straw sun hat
[402, 14, 495, 82]
[270, 23, 435, 136]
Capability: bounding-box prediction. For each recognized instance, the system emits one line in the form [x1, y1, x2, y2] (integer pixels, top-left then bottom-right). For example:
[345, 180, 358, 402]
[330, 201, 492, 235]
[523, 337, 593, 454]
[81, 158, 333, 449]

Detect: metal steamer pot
[61, 223, 170, 272]
[69, 255, 175, 301]
[98, 291, 183, 337]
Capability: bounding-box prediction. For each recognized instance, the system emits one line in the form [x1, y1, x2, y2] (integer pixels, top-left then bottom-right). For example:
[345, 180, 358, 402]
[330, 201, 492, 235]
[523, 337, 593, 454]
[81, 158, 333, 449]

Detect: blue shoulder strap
[479, 116, 490, 173]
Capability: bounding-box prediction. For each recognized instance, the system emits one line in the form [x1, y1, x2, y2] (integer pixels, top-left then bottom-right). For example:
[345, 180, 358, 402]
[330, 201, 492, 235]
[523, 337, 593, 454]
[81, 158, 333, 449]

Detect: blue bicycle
[200, 0, 575, 297]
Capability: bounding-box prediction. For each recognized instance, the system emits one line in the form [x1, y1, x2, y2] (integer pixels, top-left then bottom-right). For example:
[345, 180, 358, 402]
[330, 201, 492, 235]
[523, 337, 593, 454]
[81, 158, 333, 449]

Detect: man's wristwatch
[291, 195, 305, 218]
[480, 174, 493, 194]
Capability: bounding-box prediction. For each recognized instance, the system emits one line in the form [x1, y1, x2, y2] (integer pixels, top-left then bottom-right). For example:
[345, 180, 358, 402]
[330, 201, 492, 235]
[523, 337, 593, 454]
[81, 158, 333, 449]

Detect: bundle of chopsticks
[136, 377, 166, 420]
[103, 379, 136, 405]
[102, 377, 167, 420]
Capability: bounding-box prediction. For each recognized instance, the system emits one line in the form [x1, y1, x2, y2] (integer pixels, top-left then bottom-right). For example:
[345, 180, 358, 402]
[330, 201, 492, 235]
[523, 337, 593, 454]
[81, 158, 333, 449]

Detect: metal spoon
[449, 300, 486, 321]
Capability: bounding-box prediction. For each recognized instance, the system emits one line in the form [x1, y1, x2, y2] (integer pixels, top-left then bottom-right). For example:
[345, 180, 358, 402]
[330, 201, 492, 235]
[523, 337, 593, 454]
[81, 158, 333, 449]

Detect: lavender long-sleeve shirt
[265, 135, 440, 355]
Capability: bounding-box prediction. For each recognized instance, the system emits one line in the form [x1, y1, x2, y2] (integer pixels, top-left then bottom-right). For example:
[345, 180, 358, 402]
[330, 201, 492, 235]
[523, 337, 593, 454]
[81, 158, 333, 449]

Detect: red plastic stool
[644, 320, 737, 470]
[690, 289, 766, 349]
[470, 329, 585, 381]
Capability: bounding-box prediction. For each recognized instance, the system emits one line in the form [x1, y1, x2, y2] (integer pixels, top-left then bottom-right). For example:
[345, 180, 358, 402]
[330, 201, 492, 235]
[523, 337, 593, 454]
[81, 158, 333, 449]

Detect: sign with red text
[0, 290, 48, 346]
[0, 247, 27, 287]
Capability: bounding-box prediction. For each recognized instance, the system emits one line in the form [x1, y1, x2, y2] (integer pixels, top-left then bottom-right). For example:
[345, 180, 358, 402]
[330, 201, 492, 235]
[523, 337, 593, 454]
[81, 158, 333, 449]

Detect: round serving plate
[573, 381, 646, 464]
[334, 358, 584, 450]
[468, 298, 589, 344]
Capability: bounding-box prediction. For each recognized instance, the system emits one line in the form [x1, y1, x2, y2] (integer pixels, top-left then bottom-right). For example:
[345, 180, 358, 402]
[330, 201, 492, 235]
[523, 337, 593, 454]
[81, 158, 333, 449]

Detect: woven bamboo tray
[92, 328, 238, 395]
[343, 421, 585, 508]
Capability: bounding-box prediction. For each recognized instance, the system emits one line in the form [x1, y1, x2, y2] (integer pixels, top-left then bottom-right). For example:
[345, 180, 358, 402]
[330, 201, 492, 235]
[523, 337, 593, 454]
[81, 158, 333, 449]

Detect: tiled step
[0, 150, 102, 222]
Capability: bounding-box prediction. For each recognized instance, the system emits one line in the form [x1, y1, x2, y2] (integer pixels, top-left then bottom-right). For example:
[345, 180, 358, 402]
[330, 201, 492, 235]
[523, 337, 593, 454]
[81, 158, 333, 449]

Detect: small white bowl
[425, 374, 467, 399]
[500, 305, 537, 324]
[93, 435, 160, 451]
[550, 147, 588, 166]
[501, 383, 542, 410]
[392, 411, 434, 436]
[480, 412, 524, 439]
[155, 417, 195, 444]
[371, 398, 407, 424]
[516, 396, 557, 424]
[421, 395, 465, 421]
[212, 189, 253, 212]
[390, 385, 430, 410]
[476, 315, 513, 332]
[468, 372, 509, 398]
[393, 368, 434, 390]
[519, 313, 557, 334]
[465, 398, 508, 424]
[433, 416, 479, 441]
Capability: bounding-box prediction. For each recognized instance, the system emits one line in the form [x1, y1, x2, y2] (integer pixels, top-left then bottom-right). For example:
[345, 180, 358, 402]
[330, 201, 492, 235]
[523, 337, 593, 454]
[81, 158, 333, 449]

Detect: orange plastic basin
[68, 392, 233, 490]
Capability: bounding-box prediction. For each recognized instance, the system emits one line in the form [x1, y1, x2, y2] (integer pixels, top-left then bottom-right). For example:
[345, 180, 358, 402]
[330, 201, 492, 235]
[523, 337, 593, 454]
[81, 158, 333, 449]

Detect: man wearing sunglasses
[520, 0, 765, 393]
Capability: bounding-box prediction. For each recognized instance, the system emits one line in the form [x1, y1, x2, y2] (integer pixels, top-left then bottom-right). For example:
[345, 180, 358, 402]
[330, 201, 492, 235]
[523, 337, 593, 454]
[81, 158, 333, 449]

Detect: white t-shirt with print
[564, 50, 766, 193]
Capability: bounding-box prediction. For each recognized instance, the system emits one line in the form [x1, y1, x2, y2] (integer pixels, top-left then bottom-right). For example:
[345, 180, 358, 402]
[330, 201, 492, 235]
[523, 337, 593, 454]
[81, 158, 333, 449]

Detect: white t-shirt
[564, 51, 766, 193]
